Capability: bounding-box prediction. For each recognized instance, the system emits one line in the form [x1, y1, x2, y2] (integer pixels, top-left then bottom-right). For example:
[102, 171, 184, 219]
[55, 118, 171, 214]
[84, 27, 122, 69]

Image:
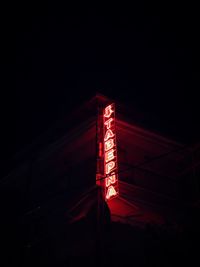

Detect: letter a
[104, 129, 114, 142]
[104, 118, 113, 130]
[106, 185, 117, 199]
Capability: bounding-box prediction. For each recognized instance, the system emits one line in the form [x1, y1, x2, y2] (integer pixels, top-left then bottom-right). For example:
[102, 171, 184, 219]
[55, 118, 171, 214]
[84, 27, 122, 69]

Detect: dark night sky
[1, 3, 200, 174]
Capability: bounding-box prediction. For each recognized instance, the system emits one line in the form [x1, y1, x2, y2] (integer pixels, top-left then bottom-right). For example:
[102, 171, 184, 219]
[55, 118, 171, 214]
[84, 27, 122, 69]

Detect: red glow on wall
[99, 142, 103, 158]
[103, 103, 119, 201]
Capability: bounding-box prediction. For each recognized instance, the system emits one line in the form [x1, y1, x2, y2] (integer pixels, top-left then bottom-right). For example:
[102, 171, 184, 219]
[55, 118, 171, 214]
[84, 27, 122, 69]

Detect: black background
[1, 2, 200, 176]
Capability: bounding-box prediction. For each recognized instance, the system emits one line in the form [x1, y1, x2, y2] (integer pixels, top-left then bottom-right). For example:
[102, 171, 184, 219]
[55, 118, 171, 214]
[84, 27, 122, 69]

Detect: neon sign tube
[103, 103, 119, 200]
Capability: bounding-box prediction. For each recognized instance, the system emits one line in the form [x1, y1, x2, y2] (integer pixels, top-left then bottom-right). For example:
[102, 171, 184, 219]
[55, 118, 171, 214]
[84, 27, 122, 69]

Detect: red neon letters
[103, 103, 119, 200]
[104, 138, 114, 151]
[104, 129, 114, 142]
[105, 161, 115, 174]
[105, 174, 116, 187]
[104, 105, 114, 118]
[106, 186, 117, 199]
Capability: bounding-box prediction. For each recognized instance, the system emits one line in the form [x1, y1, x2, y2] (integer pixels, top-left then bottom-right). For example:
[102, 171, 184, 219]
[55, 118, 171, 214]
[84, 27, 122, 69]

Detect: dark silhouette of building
[1, 93, 200, 266]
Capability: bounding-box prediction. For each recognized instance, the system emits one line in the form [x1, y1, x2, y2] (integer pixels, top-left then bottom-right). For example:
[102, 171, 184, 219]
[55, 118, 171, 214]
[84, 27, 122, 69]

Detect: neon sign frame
[103, 103, 119, 200]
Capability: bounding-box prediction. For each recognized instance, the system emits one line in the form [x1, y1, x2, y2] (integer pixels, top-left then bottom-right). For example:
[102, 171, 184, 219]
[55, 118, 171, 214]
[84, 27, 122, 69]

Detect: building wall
[1, 95, 197, 215]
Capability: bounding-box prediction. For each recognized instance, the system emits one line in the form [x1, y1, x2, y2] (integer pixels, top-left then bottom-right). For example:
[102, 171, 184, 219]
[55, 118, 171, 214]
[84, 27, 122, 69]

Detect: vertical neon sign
[103, 103, 119, 200]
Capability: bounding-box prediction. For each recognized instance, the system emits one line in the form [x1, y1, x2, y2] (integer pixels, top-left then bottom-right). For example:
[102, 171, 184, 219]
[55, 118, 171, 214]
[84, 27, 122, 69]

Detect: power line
[96, 143, 191, 182]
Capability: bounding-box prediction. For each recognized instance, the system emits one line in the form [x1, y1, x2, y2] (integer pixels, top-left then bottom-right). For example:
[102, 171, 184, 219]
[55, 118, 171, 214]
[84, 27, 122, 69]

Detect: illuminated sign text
[103, 103, 119, 200]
